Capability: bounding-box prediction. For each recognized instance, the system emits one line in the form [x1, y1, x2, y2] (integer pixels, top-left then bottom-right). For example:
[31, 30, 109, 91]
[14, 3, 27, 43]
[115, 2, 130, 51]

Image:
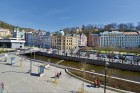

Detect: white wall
[11, 42, 24, 48]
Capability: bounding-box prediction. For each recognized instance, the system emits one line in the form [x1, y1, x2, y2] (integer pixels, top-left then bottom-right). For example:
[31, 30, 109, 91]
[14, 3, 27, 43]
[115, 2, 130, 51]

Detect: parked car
[100, 54, 107, 58]
[107, 54, 114, 58]
[114, 55, 120, 59]
[96, 54, 101, 57]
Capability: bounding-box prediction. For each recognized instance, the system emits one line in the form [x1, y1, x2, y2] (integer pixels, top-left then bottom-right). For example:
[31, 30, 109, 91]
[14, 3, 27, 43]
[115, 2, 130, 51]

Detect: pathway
[0, 54, 117, 93]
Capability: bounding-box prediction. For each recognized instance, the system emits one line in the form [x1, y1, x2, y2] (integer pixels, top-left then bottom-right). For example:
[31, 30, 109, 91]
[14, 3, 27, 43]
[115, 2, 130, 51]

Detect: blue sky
[0, 0, 140, 32]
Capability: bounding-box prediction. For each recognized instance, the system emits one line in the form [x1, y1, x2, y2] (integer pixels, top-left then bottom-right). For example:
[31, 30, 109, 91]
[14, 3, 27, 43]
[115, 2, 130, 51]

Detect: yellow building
[0, 28, 11, 38]
[51, 30, 78, 50]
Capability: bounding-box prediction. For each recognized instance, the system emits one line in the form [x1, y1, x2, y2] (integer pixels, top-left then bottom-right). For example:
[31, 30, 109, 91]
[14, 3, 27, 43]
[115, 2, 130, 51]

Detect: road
[50, 49, 140, 65]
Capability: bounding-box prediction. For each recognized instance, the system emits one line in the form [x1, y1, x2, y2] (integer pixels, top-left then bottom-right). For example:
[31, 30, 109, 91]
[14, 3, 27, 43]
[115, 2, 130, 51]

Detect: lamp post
[29, 48, 33, 74]
[4, 53, 8, 62]
[91, 70, 95, 79]
[34, 50, 35, 60]
[104, 59, 109, 93]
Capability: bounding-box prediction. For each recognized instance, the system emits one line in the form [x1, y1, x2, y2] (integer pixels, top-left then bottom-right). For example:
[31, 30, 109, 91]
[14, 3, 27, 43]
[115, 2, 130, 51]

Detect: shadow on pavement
[30, 73, 39, 77]
[0, 62, 6, 65]
[4, 63, 21, 67]
[46, 80, 54, 83]
[1, 70, 27, 74]
[12, 65, 21, 67]
[69, 90, 76, 93]
[86, 84, 95, 88]
[51, 76, 56, 78]
[4, 63, 11, 65]
[0, 60, 4, 62]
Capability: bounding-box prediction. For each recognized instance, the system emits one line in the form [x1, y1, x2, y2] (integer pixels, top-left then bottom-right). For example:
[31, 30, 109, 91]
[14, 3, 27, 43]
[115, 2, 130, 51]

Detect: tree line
[0, 20, 14, 31]
[0, 20, 35, 32]
[63, 22, 140, 36]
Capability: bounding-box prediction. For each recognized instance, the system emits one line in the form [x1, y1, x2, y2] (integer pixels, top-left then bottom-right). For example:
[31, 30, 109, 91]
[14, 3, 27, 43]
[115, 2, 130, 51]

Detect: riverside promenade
[0, 54, 117, 93]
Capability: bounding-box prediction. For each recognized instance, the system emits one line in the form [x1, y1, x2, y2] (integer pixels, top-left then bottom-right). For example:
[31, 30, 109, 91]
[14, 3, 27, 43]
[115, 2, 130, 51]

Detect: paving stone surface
[0, 54, 117, 93]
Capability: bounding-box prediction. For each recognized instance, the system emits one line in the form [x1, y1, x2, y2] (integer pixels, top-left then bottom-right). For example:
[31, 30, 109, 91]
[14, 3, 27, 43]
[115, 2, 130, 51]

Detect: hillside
[0, 20, 35, 32]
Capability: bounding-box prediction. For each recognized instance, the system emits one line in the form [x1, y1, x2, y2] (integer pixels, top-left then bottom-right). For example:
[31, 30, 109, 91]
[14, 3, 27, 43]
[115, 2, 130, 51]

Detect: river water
[27, 55, 140, 82]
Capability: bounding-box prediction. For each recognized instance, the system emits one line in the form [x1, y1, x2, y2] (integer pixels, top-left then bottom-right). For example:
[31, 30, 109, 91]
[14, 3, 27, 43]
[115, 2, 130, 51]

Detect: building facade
[100, 31, 125, 48]
[124, 32, 140, 48]
[38, 32, 51, 48]
[0, 38, 25, 48]
[100, 31, 140, 48]
[77, 34, 87, 47]
[26, 30, 51, 48]
[87, 32, 93, 46]
[51, 30, 79, 50]
[87, 32, 100, 47]
[0, 28, 11, 38]
[13, 27, 25, 39]
[92, 34, 100, 47]
[25, 32, 33, 46]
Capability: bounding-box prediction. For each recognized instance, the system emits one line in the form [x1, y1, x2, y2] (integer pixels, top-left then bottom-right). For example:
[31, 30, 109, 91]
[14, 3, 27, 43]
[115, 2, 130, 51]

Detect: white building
[100, 31, 140, 48]
[124, 32, 140, 48]
[0, 38, 25, 48]
[100, 31, 125, 48]
[13, 27, 25, 39]
[77, 34, 87, 47]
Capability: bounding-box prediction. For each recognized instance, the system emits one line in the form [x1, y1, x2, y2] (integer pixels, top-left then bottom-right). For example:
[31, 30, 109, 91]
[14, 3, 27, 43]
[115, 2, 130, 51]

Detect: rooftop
[137, 31, 140, 34]
[124, 32, 138, 35]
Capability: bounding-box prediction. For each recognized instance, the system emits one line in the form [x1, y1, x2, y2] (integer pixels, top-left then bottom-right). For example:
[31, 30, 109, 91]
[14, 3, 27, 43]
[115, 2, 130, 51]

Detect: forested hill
[63, 22, 140, 36]
[0, 20, 35, 32]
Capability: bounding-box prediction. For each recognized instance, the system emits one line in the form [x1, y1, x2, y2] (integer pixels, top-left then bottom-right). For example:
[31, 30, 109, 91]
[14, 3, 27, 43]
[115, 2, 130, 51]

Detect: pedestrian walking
[94, 79, 97, 88]
[97, 80, 101, 88]
[56, 73, 59, 79]
[59, 71, 61, 76]
[1, 82, 4, 90]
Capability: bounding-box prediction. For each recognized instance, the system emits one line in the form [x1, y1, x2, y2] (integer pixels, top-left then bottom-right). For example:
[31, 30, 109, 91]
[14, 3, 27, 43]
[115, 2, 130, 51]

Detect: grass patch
[69, 69, 140, 93]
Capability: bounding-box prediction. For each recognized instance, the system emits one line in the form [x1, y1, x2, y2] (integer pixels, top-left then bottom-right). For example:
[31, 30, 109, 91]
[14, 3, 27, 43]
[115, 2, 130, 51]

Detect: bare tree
[104, 23, 118, 31]
[77, 61, 88, 93]
[69, 48, 74, 56]
[126, 23, 135, 31]
[118, 23, 128, 32]
[136, 22, 140, 31]
[85, 52, 90, 59]
[75, 50, 83, 58]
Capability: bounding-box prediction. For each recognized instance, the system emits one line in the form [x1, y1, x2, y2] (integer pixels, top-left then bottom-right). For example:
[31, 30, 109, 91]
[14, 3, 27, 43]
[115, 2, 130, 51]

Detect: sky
[0, 0, 140, 32]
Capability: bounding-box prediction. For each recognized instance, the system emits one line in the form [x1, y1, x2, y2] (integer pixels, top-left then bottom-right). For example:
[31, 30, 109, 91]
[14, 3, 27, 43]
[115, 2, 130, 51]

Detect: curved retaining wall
[65, 69, 134, 93]
[35, 52, 140, 72]
[23, 56, 136, 93]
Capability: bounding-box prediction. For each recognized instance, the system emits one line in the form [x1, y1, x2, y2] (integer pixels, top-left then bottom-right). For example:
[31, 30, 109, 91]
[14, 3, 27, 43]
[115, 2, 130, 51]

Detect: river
[27, 54, 140, 82]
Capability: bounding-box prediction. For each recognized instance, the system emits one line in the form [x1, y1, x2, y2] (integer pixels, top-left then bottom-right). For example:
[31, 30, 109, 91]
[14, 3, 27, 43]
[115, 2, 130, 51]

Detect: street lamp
[104, 59, 109, 93]
[91, 70, 95, 79]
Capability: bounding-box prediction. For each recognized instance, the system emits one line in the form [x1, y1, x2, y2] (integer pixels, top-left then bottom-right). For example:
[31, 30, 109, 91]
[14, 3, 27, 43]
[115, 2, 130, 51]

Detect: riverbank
[25, 54, 140, 93]
[67, 69, 140, 93]
[25, 53, 140, 82]
[35, 52, 140, 72]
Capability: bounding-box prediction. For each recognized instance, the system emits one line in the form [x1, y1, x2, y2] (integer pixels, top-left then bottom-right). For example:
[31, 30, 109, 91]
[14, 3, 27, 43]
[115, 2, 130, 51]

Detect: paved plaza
[0, 53, 117, 93]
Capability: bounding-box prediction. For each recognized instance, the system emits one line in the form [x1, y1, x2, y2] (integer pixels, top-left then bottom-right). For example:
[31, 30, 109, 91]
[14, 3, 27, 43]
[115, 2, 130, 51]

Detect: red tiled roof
[137, 31, 140, 34]
[124, 32, 138, 35]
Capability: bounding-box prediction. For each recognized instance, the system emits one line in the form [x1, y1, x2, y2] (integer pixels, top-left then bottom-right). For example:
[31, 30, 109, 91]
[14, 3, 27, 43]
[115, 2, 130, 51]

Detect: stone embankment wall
[35, 52, 140, 72]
